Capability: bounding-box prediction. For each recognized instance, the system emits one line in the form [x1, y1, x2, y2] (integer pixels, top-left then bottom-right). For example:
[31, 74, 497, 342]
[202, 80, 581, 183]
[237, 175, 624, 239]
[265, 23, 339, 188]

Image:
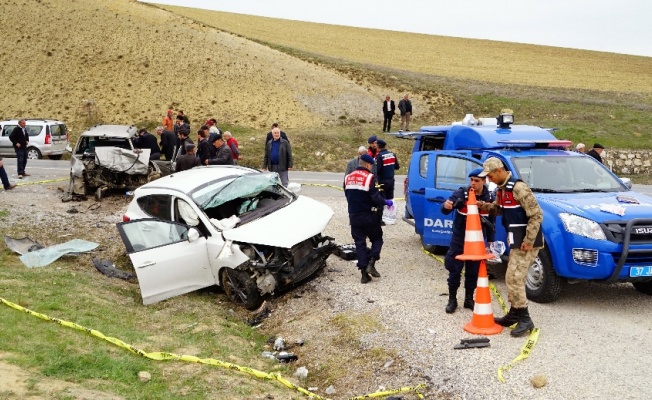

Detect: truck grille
[601, 222, 652, 244]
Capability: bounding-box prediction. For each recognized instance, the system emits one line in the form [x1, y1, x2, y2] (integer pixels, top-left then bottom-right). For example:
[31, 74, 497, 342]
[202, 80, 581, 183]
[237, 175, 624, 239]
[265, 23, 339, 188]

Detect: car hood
[539, 191, 652, 221]
[222, 195, 334, 247]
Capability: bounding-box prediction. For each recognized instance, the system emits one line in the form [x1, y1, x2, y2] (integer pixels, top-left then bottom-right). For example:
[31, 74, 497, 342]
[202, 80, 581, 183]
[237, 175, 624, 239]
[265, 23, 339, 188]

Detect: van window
[50, 124, 66, 138]
[435, 156, 477, 190]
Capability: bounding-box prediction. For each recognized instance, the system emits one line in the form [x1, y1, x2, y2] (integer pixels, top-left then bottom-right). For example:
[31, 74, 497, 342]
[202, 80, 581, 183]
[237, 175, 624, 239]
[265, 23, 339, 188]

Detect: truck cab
[403, 113, 652, 302]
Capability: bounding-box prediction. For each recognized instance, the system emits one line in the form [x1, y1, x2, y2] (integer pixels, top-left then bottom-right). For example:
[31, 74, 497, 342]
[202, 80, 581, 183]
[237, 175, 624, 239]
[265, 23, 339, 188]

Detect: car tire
[420, 235, 447, 255]
[48, 155, 62, 160]
[27, 147, 42, 160]
[525, 247, 565, 303]
[220, 268, 262, 310]
[632, 281, 652, 295]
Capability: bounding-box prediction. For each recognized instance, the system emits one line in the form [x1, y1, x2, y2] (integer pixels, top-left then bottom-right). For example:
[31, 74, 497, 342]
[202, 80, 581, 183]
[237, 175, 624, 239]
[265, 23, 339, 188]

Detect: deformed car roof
[80, 124, 138, 138]
[136, 165, 259, 194]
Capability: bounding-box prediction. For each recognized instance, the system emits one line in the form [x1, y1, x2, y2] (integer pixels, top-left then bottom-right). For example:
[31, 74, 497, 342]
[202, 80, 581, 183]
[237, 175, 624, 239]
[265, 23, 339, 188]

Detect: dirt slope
[0, 0, 389, 131]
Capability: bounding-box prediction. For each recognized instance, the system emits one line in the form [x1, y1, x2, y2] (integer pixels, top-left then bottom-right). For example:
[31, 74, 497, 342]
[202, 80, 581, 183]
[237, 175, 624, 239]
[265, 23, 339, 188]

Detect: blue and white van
[402, 113, 652, 302]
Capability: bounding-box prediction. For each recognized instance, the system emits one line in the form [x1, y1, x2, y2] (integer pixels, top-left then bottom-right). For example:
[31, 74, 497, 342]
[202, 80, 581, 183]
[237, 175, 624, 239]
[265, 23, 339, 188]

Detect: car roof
[81, 125, 138, 138]
[0, 118, 65, 125]
[139, 165, 259, 193]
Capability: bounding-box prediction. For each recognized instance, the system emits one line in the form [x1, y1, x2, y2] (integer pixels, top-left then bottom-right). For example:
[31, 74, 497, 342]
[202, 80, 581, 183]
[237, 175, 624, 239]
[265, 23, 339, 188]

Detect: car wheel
[526, 247, 565, 303]
[632, 281, 652, 295]
[220, 268, 262, 310]
[27, 147, 42, 160]
[48, 155, 62, 160]
[420, 235, 447, 255]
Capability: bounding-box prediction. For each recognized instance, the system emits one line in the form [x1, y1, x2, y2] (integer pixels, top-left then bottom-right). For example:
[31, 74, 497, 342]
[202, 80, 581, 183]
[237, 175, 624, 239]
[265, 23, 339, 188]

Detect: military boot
[366, 257, 381, 278]
[445, 288, 458, 314]
[510, 307, 535, 337]
[360, 269, 372, 284]
[494, 307, 520, 327]
[463, 289, 475, 310]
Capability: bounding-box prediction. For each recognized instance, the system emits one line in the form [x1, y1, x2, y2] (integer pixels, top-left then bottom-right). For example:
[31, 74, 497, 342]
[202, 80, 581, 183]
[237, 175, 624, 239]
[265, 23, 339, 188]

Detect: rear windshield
[50, 124, 67, 137]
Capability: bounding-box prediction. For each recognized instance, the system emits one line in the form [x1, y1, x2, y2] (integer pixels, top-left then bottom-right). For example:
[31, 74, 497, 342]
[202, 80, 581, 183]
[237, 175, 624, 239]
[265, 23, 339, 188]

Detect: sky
[141, 0, 651, 57]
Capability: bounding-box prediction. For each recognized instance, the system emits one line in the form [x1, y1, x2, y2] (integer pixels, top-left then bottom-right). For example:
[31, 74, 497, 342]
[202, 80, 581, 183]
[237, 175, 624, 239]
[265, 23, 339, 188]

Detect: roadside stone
[137, 371, 151, 383]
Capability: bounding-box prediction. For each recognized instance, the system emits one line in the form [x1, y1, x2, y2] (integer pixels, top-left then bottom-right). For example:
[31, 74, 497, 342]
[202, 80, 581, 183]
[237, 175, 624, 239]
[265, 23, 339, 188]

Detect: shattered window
[193, 173, 284, 209]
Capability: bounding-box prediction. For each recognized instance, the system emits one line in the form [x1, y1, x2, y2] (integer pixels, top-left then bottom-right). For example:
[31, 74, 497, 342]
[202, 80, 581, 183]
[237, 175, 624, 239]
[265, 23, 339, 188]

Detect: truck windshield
[512, 156, 626, 193]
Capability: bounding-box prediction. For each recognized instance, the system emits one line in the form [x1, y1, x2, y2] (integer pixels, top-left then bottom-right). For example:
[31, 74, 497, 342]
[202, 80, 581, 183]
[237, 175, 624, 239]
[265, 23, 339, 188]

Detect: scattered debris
[273, 337, 286, 351]
[276, 352, 298, 363]
[383, 360, 395, 368]
[19, 239, 99, 268]
[66, 206, 79, 214]
[333, 243, 357, 260]
[261, 351, 277, 360]
[246, 301, 271, 326]
[138, 371, 152, 383]
[454, 337, 490, 350]
[4, 235, 44, 255]
[325, 385, 336, 395]
[293, 366, 308, 379]
[93, 258, 135, 280]
[531, 374, 548, 388]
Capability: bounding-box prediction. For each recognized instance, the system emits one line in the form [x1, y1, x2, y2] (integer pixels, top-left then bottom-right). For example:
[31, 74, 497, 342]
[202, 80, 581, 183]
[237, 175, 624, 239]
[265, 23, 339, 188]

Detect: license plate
[630, 266, 652, 277]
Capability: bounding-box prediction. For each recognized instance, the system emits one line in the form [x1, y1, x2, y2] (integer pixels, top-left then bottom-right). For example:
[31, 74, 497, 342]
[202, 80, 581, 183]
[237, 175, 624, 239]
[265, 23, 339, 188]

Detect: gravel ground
[2, 180, 651, 399]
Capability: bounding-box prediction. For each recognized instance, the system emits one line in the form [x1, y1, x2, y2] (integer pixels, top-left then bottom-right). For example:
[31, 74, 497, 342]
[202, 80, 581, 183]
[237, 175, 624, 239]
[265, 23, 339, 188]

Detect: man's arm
[513, 181, 543, 248]
[285, 141, 293, 169]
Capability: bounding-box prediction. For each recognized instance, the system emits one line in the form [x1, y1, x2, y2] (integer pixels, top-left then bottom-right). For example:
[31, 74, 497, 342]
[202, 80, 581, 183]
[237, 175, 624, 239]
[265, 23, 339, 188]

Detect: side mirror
[620, 177, 632, 189]
[187, 228, 200, 243]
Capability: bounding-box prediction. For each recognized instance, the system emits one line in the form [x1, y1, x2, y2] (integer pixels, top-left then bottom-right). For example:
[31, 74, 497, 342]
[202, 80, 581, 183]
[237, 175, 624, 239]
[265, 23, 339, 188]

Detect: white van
[0, 118, 69, 159]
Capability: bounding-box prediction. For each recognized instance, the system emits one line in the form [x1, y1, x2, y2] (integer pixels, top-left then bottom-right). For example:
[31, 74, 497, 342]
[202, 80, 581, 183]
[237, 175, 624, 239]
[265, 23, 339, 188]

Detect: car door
[0, 124, 15, 156]
[117, 219, 215, 305]
[421, 153, 483, 248]
[49, 123, 67, 153]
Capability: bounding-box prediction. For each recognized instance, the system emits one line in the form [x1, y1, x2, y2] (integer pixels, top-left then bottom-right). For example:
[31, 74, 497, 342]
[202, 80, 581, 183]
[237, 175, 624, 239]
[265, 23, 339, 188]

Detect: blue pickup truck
[402, 112, 652, 302]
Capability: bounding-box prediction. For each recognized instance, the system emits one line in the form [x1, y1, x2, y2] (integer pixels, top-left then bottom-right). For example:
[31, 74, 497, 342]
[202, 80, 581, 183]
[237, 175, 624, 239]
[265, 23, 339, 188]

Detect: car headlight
[559, 213, 606, 240]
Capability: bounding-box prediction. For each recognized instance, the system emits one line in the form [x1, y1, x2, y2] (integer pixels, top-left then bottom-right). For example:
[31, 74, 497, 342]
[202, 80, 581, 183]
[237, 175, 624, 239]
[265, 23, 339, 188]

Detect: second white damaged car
[117, 166, 335, 309]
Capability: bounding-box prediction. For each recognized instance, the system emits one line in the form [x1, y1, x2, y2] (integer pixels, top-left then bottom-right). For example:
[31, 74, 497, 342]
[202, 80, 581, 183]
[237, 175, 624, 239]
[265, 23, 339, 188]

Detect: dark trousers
[0, 166, 10, 188]
[378, 180, 395, 199]
[445, 240, 479, 290]
[350, 213, 384, 270]
[383, 113, 393, 132]
[15, 148, 27, 175]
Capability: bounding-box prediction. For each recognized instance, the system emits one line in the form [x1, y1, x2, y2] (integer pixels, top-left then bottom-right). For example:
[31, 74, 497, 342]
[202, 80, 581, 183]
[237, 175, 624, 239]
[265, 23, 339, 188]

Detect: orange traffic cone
[456, 188, 503, 335]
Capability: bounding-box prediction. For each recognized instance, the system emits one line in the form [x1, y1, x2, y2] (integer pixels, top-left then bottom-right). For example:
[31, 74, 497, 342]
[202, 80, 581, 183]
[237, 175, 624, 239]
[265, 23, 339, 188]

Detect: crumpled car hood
[222, 195, 333, 248]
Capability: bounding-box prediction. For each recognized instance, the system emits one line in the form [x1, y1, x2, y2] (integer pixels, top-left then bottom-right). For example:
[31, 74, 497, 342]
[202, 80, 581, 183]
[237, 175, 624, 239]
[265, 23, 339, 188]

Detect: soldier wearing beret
[344, 154, 392, 283]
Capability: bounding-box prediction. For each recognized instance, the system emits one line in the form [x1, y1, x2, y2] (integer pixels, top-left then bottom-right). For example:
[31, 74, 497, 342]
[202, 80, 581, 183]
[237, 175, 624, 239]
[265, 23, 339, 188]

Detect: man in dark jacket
[133, 129, 160, 160]
[441, 168, 496, 314]
[344, 154, 392, 283]
[265, 122, 289, 143]
[207, 134, 234, 165]
[398, 94, 412, 131]
[175, 143, 201, 172]
[175, 128, 193, 157]
[156, 126, 176, 161]
[196, 129, 213, 165]
[374, 139, 399, 200]
[382, 95, 395, 132]
[586, 143, 605, 164]
[263, 127, 292, 186]
[8, 119, 29, 178]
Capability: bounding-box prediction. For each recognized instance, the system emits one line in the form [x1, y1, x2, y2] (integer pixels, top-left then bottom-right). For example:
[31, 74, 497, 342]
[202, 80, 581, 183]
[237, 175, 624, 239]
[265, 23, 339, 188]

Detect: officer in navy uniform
[441, 168, 496, 313]
[344, 154, 392, 283]
[374, 139, 400, 200]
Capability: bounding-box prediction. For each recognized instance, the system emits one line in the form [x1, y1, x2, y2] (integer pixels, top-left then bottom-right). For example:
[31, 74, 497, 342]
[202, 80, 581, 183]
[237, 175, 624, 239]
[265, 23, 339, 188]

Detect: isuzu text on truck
[401, 112, 652, 302]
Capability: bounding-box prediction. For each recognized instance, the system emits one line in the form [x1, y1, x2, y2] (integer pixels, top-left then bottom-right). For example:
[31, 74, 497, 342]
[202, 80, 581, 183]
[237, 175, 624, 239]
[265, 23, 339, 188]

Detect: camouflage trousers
[506, 248, 541, 308]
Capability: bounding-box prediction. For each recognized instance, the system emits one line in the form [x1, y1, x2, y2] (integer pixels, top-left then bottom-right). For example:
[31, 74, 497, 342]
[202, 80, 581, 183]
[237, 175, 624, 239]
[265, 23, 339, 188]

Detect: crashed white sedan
[117, 166, 335, 309]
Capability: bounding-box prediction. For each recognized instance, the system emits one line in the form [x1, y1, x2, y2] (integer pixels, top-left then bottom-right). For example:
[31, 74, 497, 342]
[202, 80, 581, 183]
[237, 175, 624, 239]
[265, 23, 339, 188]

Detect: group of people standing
[343, 135, 400, 283]
[575, 142, 606, 164]
[382, 94, 412, 132]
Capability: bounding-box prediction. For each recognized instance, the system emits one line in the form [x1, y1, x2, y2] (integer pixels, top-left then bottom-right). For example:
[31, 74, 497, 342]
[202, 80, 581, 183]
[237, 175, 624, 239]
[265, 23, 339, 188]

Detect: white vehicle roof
[138, 165, 260, 194]
[80, 125, 138, 138]
[1, 118, 66, 125]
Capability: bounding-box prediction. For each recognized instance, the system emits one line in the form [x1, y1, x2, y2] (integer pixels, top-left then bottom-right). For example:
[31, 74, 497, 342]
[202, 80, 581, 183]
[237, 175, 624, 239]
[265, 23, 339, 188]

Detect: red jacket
[227, 137, 240, 160]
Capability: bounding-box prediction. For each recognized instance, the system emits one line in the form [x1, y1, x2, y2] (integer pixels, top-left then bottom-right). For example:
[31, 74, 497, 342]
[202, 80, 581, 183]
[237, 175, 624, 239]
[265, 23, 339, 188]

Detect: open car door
[116, 219, 214, 305]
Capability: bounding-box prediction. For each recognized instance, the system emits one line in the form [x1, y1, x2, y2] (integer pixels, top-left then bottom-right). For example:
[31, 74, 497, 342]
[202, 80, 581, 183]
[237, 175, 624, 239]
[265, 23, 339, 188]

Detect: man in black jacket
[8, 119, 29, 178]
[398, 94, 412, 131]
[207, 134, 234, 165]
[156, 126, 176, 160]
[586, 143, 605, 164]
[133, 129, 160, 160]
[263, 127, 292, 186]
[382, 95, 395, 132]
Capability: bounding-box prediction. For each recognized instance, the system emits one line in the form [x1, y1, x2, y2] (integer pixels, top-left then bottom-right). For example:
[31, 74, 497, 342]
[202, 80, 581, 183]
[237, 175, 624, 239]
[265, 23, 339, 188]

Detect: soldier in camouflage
[476, 157, 543, 337]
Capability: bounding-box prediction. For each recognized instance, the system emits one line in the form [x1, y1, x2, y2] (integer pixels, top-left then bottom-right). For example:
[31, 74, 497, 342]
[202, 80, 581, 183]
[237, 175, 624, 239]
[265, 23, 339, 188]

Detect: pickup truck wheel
[220, 268, 262, 310]
[420, 235, 447, 255]
[632, 281, 652, 295]
[525, 248, 564, 303]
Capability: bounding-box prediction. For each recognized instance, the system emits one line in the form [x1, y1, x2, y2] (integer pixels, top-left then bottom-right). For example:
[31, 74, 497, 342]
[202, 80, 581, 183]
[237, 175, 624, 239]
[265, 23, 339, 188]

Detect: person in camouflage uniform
[476, 157, 543, 337]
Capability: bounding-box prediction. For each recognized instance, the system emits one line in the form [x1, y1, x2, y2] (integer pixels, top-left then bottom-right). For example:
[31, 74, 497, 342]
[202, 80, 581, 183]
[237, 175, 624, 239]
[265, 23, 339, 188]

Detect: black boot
[366, 258, 381, 278]
[463, 289, 475, 309]
[445, 288, 458, 314]
[495, 307, 520, 327]
[510, 307, 535, 337]
[360, 269, 372, 284]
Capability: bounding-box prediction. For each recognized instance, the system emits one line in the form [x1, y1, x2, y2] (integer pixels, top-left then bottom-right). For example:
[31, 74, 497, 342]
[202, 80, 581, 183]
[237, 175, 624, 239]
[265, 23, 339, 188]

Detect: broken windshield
[194, 172, 285, 209]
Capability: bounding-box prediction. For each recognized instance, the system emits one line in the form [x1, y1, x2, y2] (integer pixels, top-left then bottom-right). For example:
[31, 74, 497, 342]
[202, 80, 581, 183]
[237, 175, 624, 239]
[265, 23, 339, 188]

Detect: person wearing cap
[367, 135, 379, 159]
[382, 95, 396, 132]
[587, 143, 605, 164]
[263, 127, 292, 186]
[441, 168, 496, 314]
[156, 125, 177, 161]
[163, 109, 174, 132]
[398, 94, 412, 131]
[207, 133, 234, 165]
[344, 153, 391, 283]
[476, 157, 543, 337]
[345, 146, 368, 176]
[133, 128, 161, 160]
[174, 143, 200, 172]
[575, 143, 586, 154]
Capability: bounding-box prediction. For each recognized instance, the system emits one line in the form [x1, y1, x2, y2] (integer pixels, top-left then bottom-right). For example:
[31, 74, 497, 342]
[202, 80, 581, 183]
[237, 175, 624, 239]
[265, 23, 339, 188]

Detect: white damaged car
[117, 165, 335, 309]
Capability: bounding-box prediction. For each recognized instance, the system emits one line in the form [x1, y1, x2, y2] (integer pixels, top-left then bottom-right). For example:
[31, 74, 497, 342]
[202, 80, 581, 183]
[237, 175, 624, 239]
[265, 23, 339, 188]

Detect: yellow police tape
[420, 247, 539, 382]
[15, 177, 69, 186]
[300, 183, 405, 202]
[0, 297, 425, 399]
